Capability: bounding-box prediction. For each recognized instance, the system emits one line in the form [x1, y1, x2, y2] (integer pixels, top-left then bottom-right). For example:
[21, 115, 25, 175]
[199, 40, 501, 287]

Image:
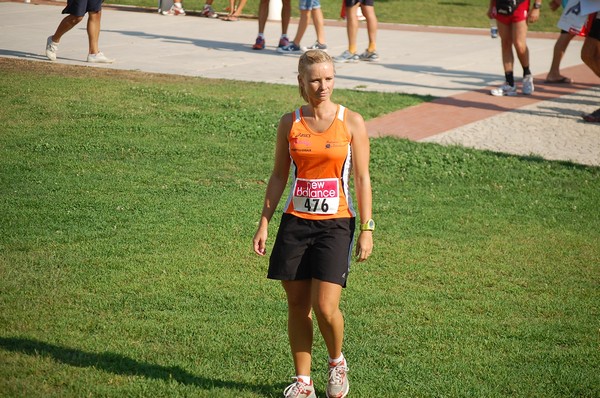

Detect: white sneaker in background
[490, 82, 517, 97]
[162, 5, 185, 15]
[87, 52, 115, 64]
[45, 36, 58, 61]
[522, 74, 534, 95]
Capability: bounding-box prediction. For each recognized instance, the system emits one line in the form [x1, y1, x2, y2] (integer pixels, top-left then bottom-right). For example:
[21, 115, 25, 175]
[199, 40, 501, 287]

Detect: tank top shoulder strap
[294, 108, 302, 123]
[337, 105, 346, 122]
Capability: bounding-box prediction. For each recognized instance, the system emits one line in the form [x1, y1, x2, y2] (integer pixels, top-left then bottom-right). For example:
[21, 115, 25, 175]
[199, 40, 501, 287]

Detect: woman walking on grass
[253, 49, 374, 398]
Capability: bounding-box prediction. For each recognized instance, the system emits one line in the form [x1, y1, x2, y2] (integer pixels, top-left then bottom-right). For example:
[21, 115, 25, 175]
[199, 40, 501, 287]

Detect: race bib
[292, 178, 340, 215]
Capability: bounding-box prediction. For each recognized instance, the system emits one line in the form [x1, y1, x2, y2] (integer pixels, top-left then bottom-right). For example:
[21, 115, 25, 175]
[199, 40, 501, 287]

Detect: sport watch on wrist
[360, 219, 375, 232]
[533, 2, 541, 9]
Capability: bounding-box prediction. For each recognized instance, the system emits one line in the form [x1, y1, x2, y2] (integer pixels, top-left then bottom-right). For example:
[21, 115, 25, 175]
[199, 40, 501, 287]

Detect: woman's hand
[253, 225, 268, 256]
[355, 231, 373, 262]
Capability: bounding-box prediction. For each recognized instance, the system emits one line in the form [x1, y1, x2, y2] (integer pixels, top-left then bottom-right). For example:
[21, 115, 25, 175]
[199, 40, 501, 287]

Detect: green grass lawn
[1, 58, 599, 397]
[105, 0, 564, 32]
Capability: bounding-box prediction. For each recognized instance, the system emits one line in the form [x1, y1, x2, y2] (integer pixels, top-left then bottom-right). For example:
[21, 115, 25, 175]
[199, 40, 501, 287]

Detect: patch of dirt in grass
[0, 57, 194, 84]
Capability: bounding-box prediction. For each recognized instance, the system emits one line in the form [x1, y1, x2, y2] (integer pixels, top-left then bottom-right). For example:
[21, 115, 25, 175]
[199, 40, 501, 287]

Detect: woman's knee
[312, 299, 340, 323]
[288, 296, 311, 313]
[284, 281, 312, 309]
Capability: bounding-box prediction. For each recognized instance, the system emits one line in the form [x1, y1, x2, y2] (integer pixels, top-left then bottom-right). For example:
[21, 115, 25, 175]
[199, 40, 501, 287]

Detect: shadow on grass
[0, 336, 279, 396]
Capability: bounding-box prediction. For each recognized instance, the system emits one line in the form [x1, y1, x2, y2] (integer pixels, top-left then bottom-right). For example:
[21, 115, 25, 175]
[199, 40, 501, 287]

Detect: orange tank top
[283, 105, 355, 220]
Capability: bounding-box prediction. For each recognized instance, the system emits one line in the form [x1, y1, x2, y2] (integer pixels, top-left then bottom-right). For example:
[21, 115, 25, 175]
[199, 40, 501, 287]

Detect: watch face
[360, 219, 375, 231]
[362, 219, 375, 230]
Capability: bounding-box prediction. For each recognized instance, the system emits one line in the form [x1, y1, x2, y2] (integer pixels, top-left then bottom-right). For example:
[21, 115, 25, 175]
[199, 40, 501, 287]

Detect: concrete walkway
[1, 0, 598, 166]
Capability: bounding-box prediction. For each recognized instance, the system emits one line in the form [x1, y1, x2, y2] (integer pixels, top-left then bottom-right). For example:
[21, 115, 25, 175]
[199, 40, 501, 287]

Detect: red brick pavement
[366, 64, 599, 140]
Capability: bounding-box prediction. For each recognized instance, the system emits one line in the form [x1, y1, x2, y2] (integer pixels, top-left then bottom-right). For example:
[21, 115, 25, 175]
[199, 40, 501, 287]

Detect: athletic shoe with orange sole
[252, 36, 265, 50]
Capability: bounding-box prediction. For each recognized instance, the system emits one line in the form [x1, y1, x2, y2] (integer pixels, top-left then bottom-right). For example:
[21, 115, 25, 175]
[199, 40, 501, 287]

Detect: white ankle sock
[297, 375, 311, 384]
[329, 353, 344, 364]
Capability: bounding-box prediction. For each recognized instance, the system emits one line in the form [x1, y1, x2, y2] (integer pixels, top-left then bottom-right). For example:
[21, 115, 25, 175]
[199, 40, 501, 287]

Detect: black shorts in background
[62, 0, 104, 16]
[268, 214, 356, 287]
[588, 15, 600, 41]
[345, 0, 375, 7]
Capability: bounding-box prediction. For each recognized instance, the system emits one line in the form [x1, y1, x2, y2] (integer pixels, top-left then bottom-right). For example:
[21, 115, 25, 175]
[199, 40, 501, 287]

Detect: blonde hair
[298, 50, 335, 102]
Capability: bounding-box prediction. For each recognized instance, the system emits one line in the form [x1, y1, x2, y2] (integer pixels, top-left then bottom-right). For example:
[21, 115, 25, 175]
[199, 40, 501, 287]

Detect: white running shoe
[522, 74, 534, 95]
[45, 36, 58, 61]
[327, 359, 349, 398]
[87, 52, 115, 64]
[490, 82, 517, 97]
[162, 5, 186, 15]
[283, 378, 317, 398]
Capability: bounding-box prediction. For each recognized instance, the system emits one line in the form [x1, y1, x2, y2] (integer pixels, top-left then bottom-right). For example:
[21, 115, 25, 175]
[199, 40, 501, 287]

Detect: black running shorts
[589, 14, 600, 41]
[62, 0, 104, 16]
[345, 0, 375, 7]
[268, 214, 355, 287]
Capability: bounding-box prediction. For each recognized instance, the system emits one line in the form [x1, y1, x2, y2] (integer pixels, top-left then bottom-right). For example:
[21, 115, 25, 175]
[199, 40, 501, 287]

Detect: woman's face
[300, 61, 335, 103]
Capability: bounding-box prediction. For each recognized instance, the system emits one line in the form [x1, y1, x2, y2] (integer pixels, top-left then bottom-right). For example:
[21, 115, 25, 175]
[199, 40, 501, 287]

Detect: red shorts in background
[495, 0, 530, 24]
